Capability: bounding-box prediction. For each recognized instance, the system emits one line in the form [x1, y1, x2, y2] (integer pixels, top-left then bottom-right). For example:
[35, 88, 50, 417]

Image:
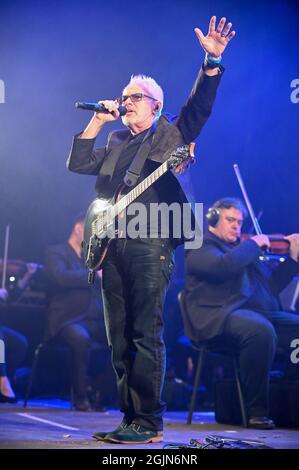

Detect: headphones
[206, 198, 247, 228]
[206, 207, 221, 227]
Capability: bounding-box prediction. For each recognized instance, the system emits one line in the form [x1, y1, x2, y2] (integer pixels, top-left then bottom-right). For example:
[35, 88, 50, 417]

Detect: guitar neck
[114, 160, 169, 216]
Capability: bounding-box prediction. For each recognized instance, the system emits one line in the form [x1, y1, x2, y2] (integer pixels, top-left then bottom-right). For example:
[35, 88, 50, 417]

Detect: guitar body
[83, 196, 116, 271]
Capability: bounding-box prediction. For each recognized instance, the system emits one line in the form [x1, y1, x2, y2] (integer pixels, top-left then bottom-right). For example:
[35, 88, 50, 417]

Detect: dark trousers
[222, 309, 299, 417]
[0, 326, 28, 378]
[102, 238, 174, 431]
[57, 320, 108, 401]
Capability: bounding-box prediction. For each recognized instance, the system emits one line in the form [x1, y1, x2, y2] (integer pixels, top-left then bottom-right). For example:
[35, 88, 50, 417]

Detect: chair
[23, 338, 75, 409]
[177, 291, 247, 427]
[23, 337, 107, 410]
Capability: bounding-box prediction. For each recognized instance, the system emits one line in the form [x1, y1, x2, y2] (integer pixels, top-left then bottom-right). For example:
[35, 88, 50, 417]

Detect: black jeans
[222, 308, 299, 417]
[102, 238, 174, 431]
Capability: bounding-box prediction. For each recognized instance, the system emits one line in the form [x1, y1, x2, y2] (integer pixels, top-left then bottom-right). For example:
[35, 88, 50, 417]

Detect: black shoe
[0, 391, 17, 404]
[75, 399, 92, 412]
[92, 419, 130, 441]
[248, 416, 275, 430]
[108, 422, 163, 444]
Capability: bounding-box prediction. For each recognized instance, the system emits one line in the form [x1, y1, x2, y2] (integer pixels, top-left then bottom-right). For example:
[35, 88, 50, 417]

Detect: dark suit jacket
[66, 68, 223, 205]
[45, 243, 103, 339]
[183, 231, 299, 342]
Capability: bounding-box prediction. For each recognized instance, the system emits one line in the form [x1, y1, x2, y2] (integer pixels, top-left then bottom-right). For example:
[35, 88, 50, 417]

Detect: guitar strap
[123, 120, 158, 187]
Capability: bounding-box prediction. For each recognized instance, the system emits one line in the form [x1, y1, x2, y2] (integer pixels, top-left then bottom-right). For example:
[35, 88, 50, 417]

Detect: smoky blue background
[0, 0, 298, 267]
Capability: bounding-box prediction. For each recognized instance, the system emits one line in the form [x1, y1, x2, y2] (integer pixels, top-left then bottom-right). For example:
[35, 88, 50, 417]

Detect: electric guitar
[83, 143, 195, 279]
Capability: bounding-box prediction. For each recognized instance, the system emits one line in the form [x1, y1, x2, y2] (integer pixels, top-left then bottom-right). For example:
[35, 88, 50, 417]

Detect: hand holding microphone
[76, 99, 127, 123]
[76, 98, 127, 139]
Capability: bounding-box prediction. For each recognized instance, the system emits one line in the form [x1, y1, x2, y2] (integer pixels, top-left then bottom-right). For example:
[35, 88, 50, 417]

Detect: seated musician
[184, 197, 299, 429]
[45, 214, 113, 411]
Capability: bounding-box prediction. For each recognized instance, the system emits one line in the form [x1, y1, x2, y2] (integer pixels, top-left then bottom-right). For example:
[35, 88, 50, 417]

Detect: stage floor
[0, 399, 298, 449]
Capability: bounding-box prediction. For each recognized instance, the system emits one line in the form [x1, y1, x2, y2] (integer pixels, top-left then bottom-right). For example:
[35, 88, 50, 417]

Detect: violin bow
[233, 164, 290, 262]
[233, 164, 262, 235]
[1, 224, 10, 289]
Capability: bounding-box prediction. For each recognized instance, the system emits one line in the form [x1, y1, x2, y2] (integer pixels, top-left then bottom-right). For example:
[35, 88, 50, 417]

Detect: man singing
[67, 16, 235, 444]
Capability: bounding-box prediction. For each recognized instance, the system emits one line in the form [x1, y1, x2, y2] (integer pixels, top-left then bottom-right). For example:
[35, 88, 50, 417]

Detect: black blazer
[67, 68, 223, 203]
[183, 231, 299, 342]
[45, 243, 102, 339]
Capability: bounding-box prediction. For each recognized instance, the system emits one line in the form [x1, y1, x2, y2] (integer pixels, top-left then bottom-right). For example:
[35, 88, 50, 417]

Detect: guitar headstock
[168, 142, 196, 174]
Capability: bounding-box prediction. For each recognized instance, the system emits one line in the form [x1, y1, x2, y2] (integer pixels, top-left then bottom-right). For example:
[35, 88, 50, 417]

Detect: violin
[240, 233, 290, 256]
[0, 259, 27, 277]
[233, 165, 289, 259]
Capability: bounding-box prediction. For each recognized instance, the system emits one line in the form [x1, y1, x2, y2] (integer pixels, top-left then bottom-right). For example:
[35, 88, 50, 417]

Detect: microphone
[75, 101, 127, 116]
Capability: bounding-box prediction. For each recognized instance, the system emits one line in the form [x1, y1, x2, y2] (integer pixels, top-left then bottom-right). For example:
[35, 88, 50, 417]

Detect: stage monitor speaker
[215, 379, 299, 427]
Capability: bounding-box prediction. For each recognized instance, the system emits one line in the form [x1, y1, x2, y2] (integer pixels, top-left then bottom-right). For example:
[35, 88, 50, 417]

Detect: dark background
[0, 0, 298, 269]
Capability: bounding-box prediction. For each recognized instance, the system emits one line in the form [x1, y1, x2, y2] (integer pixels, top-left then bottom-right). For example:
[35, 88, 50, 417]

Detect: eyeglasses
[118, 92, 157, 104]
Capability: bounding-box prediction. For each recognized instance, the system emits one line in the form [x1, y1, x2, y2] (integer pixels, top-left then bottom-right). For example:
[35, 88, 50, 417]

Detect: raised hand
[195, 16, 236, 58]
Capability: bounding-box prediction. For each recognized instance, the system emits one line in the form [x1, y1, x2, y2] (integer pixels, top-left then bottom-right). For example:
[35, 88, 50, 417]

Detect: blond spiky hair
[125, 74, 164, 114]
